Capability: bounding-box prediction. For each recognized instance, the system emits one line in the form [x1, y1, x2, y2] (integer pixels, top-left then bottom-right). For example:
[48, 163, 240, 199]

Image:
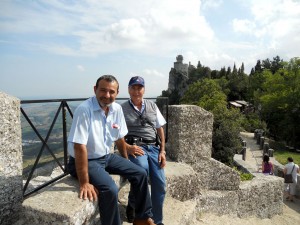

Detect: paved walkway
[240, 131, 264, 173]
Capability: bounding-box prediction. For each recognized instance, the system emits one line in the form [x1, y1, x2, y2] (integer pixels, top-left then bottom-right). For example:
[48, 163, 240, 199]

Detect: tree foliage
[258, 57, 300, 146]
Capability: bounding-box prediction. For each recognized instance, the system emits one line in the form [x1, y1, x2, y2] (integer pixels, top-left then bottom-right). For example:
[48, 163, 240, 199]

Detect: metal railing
[21, 97, 168, 198]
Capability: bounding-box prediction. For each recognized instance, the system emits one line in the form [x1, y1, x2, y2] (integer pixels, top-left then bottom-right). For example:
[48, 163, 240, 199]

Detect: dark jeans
[68, 154, 153, 225]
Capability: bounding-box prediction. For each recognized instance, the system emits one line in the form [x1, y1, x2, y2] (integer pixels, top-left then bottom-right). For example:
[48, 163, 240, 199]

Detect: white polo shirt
[67, 96, 128, 159]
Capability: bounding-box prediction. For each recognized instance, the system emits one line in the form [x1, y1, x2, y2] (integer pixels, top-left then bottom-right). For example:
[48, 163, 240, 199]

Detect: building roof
[229, 101, 242, 107]
[235, 100, 249, 106]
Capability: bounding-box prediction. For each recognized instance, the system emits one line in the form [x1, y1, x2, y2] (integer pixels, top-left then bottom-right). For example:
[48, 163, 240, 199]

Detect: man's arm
[157, 127, 166, 168]
[74, 143, 98, 201]
[115, 138, 129, 159]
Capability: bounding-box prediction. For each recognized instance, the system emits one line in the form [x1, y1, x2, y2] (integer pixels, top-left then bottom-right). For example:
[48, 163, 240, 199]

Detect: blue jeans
[68, 154, 153, 225]
[128, 145, 166, 224]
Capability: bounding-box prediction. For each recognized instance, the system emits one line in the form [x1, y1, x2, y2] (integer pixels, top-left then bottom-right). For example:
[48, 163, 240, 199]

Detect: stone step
[120, 194, 197, 225]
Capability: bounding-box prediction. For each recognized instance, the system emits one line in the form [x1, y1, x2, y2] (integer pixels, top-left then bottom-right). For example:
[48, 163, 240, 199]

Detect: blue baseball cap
[128, 76, 145, 87]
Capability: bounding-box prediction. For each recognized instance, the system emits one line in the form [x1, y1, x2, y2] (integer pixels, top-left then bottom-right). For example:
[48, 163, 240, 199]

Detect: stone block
[21, 175, 99, 225]
[0, 92, 23, 225]
[166, 105, 213, 163]
[165, 160, 200, 201]
[237, 175, 283, 218]
[197, 190, 238, 216]
[193, 158, 240, 191]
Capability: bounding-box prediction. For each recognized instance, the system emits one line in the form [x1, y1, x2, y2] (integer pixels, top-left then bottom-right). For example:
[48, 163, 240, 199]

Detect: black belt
[141, 139, 156, 144]
[125, 135, 156, 145]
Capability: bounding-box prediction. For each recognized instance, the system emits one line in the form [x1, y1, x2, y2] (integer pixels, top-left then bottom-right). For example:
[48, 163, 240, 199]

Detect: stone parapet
[237, 175, 283, 218]
[193, 158, 240, 191]
[0, 92, 23, 225]
[197, 175, 283, 219]
[166, 105, 213, 163]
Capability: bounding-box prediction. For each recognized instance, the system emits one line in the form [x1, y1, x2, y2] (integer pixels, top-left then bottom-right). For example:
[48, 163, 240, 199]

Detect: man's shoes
[126, 204, 135, 223]
[157, 223, 164, 225]
[133, 218, 156, 225]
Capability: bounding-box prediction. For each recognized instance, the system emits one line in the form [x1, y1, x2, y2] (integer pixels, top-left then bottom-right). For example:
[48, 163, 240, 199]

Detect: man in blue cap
[122, 76, 167, 225]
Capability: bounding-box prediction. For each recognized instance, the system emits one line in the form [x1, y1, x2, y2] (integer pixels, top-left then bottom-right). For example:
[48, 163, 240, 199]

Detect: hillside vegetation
[161, 56, 300, 165]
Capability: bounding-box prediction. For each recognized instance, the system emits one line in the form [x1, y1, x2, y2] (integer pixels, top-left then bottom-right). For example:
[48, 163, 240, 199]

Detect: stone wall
[197, 175, 283, 219]
[166, 105, 240, 191]
[0, 92, 23, 225]
[237, 175, 283, 218]
[167, 105, 283, 219]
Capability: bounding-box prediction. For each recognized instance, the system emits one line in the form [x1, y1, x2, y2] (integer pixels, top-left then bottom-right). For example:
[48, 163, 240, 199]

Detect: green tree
[227, 63, 249, 101]
[259, 57, 300, 146]
[271, 55, 284, 74]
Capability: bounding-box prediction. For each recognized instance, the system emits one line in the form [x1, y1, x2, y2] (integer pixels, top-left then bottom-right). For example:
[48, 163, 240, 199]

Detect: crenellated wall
[166, 105, 241, 191]
[167, 105, 283, 219]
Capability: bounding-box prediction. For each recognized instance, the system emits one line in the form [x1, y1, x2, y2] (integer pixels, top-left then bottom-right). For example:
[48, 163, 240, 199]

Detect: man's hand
[159, 151, 166, 168]
[79, 182, 98, 201]
[74, 143, 98, 201]
[128, 144, 144, 158]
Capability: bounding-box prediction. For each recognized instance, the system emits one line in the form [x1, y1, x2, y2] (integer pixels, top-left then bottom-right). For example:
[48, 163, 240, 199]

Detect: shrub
[233, 167, 254, 181]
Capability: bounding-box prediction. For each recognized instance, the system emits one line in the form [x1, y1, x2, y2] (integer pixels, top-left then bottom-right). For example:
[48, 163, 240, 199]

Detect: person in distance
[283, 157, 299, 202]
[261, 154, 274, 175]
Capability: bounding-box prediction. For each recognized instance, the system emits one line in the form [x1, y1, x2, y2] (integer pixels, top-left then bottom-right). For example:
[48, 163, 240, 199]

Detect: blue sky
[0, 0, 299, 99]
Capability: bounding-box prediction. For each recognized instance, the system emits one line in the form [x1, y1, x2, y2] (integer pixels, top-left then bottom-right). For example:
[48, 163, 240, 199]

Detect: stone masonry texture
[166, 105, 213, 162]
[0, 92, 23, 225]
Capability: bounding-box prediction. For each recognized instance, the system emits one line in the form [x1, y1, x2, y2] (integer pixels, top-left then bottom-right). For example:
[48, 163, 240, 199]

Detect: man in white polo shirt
[67, 75, 155, 225]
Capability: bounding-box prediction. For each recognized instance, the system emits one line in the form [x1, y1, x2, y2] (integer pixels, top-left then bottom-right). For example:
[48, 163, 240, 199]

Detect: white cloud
[232, 19, 256, 34]
[1, 0, 299, 96]
[0, 0, 214, 57]
[201, 0, 223, 10]
[247, 0, 300, 38]
[142, 69, 165, 78]
[76, 65, 85, 72]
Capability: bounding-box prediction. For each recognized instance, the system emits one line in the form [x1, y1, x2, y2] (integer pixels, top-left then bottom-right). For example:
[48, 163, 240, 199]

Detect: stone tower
[168, 55, 189, 97]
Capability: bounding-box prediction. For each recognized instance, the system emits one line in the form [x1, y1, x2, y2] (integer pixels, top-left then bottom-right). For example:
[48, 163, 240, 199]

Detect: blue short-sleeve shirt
[67, 96, 128, 159]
